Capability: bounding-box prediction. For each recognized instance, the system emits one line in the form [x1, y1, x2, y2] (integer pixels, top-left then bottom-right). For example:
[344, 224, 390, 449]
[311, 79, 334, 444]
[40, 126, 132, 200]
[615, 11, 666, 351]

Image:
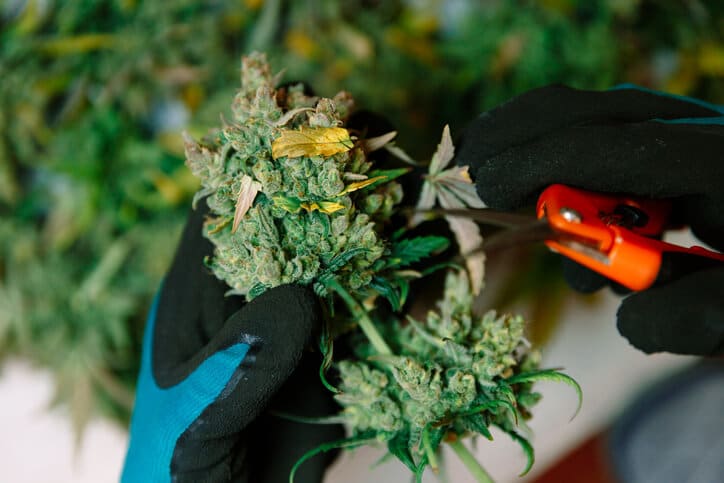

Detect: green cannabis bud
[185, 53, 402, 298]
[334, 270, 548, 478]
[186, 53, 580, 483]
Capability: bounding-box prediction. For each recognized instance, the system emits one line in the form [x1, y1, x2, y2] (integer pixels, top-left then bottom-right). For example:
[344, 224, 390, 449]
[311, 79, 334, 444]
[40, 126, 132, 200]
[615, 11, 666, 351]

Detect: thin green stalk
[422, 426, 439, 472]
[326, 278, 391, 356]
[448, 439, 494, 483]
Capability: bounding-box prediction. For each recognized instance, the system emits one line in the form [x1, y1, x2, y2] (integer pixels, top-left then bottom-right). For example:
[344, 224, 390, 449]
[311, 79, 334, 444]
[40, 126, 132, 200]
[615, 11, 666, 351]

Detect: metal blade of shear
[469, 219, 556, 255]
[422, 208, 539, 229]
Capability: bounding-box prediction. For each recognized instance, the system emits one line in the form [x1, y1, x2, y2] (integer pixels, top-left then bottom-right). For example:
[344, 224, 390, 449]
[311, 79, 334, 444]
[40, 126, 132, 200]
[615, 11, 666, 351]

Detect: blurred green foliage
[1, 0, 723, 433]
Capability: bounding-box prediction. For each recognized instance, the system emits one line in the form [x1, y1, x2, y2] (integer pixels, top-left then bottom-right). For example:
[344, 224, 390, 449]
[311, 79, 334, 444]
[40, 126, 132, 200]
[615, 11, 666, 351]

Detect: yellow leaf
[273, 195, 303, 214]
[300, 201, 345, 214]
[337, 175, 388, 196]
[271, 127, 354, 159]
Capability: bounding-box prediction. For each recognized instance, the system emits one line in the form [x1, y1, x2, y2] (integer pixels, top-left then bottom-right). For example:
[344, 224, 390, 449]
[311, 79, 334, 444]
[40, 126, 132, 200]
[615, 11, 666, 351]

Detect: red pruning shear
[439, 184, 724, 291]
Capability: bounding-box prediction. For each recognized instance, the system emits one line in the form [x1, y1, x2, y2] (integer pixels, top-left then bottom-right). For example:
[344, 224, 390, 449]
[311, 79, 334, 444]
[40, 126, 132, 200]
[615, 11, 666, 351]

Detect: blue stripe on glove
[121, 293, 250, 483]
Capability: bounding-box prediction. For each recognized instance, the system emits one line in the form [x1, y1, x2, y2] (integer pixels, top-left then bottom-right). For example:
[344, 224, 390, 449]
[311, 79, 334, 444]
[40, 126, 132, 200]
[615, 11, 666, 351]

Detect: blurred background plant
[1, 0, 723, 437]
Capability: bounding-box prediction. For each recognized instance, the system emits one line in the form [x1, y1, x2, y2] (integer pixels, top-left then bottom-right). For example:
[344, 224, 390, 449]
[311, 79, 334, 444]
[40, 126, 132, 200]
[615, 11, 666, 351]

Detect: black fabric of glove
[155, 200, 343, 482]
[454, 84, 724, 356]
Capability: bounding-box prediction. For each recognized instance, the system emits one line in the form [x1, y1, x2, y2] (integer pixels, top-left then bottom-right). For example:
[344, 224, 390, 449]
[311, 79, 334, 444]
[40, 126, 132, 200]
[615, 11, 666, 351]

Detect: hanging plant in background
[2, 0, 721, 436]
[185, 52, 581, 482]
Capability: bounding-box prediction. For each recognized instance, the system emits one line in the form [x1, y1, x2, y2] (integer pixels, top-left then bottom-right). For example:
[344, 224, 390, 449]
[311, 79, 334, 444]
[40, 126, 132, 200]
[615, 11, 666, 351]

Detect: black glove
[122, 200, 342, 482]
[454, 84, 724, 356]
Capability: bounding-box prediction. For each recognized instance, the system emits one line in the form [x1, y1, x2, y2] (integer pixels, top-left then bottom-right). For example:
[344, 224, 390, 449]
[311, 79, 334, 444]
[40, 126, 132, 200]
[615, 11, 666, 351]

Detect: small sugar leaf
[506, 369, 582, 419]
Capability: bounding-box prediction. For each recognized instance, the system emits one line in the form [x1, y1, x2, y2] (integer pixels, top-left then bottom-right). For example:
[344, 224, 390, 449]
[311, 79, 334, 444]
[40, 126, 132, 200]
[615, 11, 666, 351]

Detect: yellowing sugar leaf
[300, 201, 345, 214]
[273, 195, 303, 213]
[232, 175, 262, 233]
[317, 201, 346, 213]
[337, 175, 387, 196]
[271, 126, 354, 159]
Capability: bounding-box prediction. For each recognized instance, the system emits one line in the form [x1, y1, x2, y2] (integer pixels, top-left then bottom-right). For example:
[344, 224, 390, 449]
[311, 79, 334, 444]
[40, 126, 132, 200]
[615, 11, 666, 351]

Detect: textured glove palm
[454, 84, 724, 356]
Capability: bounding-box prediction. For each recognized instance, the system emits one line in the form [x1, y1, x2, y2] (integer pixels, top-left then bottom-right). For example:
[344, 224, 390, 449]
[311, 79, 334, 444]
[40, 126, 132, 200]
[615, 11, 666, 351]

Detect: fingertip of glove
[471, 161, 538, 211]
[616, 271, 724, 356]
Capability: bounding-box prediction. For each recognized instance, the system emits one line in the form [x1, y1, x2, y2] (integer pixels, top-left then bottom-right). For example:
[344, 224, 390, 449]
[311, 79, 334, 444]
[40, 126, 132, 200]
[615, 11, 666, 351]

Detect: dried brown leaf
[232, 175, 262, 233]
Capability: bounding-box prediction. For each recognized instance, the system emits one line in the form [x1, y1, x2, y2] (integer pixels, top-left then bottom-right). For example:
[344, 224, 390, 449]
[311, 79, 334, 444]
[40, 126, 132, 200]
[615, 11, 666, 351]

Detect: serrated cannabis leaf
[272, 126, 354, 159]
[413, 125, 486, 294]
[388, 236, 450, 267]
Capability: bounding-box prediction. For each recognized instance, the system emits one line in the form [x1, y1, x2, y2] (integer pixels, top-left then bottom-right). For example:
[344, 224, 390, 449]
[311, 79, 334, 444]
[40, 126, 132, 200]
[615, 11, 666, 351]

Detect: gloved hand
[121, 201, 342, 482]
[454, 84, 724, 356]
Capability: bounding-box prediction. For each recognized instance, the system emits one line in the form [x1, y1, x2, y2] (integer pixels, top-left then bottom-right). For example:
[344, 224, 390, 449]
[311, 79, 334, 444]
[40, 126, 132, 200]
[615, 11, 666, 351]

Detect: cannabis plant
[186, 53, 580, 482]
[3, 0, 721, 436]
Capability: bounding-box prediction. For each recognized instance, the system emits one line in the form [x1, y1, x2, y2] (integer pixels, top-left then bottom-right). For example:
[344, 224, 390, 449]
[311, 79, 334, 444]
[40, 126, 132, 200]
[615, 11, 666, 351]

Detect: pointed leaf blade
[428, 125, 455, 174]
[289, 433, 377, 483]
[362, 131, 397, 152]
[388, 236, 450, 268]
[388, 430, 417, 473]
[506, 369, 583, 419]
[506, 430, 535, 476]
[232, 175, 262, 233]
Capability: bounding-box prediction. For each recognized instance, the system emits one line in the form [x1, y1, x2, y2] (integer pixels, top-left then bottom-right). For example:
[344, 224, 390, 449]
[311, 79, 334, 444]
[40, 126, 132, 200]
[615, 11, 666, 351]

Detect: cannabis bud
[185, 53, 403, 300]
[186, 53, 580, 483]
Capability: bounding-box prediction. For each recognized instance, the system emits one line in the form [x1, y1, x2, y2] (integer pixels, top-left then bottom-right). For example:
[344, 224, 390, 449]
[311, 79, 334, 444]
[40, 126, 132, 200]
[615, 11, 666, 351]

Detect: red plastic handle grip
[536, 184, 724, 290]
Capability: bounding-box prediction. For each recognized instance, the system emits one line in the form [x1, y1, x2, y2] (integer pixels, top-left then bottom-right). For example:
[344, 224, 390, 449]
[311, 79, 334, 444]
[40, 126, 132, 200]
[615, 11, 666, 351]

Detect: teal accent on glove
[121, 292, 250, 483]
[613, 83, 724, 124]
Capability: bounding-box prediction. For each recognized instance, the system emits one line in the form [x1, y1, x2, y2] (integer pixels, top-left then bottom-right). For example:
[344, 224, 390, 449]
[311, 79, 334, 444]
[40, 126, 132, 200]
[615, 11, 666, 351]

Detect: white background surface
[1, 287, 695, 483]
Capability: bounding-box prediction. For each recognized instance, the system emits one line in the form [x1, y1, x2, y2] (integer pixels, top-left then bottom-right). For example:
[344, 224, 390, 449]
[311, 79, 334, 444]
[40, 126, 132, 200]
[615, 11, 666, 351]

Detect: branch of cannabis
[185, 52, 581, 483]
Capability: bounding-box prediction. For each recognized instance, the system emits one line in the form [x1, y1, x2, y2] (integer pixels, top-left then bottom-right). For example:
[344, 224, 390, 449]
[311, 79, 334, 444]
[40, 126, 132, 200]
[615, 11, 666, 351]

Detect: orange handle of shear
[536, 184, 724, 291]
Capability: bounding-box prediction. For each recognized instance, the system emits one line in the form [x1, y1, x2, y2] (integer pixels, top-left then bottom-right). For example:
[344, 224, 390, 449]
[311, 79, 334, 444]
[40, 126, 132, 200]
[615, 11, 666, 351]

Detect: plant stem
[448, 439, 494, 483]
[422, 426, 439, 472]
[327, 278, 392, 356]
